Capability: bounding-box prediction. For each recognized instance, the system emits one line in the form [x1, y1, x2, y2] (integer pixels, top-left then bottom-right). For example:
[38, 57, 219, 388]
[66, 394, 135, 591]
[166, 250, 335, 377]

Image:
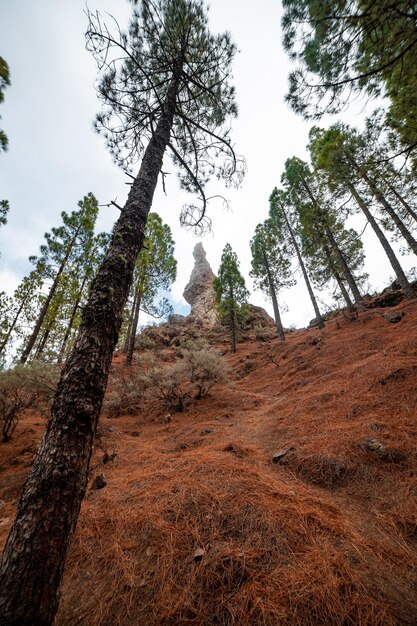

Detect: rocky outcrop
[183, 243, 217, 326]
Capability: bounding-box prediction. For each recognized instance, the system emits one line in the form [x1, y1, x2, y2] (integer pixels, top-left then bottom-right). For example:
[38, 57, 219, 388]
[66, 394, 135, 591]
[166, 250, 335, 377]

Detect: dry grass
[1, 300, 417, 624]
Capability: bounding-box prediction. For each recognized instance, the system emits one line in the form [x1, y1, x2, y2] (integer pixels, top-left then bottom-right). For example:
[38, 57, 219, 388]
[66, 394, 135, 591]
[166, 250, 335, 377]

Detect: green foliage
[214, 244, 249, 351]
[86, 0, 245, 233]
[0, 362, 59, 441]
[282, 0, 417, 158]
[0, 56, 10, 153]
[250, 222, 294, 298]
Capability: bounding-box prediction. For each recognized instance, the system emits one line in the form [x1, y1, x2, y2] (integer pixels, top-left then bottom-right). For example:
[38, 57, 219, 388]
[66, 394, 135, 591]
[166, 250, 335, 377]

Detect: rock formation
[183, 242, 217, 326]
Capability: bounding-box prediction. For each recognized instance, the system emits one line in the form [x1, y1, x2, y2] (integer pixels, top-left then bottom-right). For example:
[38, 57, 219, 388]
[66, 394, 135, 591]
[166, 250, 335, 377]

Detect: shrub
[180, 342, 228, 399]
[102, 366, 147, 417]
[0, 361, 59, 441]
[141, 360, 190, 412]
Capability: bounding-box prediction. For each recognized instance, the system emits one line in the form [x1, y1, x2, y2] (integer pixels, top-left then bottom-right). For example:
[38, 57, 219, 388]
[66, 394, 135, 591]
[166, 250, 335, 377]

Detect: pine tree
[124, 213, 176, 366]
[0, 56, 10, 153]
[269, 187, 325, 327]
[281, 0, 417, 160]
[308, 125, 416, 299]
[0, 3, 243, 624]
[214, 244, 249, 353]
[19, 193, 99, 364]
[250, 222, 294, 340]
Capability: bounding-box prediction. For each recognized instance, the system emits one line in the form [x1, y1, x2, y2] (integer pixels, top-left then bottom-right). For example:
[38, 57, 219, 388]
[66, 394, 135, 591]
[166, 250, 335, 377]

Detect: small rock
[165, 414, 172, 423]
[364, 439, 384, 452]
[131, 431, 140, 437]
[383, 311, 404, 323]
[90, 474, 107, 490]
[272, 447, 295, 463]
[200, 428, 215, 435]
[370, 423, 380, 432]
[193, 547, 205, 562]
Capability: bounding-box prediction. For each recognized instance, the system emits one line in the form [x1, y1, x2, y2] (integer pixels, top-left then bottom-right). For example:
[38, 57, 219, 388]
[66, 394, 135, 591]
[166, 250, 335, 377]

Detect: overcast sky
[1, 0, 415, 328]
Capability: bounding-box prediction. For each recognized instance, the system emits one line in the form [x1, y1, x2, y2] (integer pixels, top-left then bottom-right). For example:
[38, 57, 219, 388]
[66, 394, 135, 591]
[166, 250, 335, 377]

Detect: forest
[0, 1, 417, 624]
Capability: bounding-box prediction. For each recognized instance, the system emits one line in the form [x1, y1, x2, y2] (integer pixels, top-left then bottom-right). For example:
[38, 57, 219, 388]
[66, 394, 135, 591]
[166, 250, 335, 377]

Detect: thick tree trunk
[124, 286, 142, 366]
[348, 182, 415, 300]
[0, 74, 179, 626]
[263, 250, 285, 341]
[362, 172, 417, 256]
[282, 208, 324, 328]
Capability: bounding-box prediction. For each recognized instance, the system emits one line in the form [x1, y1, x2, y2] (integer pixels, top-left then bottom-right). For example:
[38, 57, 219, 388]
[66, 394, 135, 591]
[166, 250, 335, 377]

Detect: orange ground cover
[1, 301, 417, 624]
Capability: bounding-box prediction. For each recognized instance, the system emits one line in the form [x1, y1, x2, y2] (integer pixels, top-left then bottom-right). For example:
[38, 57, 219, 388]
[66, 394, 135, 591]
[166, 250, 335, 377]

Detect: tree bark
[361, 172, 417, 256]
[281, 206, 325, 328]
[0, 73, 180, 626]
[34, 324, 52, 360]
[348, 181, 415, 300]
[263, 250, 285, 340]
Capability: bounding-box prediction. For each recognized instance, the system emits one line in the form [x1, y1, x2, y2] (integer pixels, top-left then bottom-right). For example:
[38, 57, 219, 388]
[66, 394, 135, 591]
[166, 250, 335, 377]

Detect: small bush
[180, 341, 228, 399]
[0, 361, 59, 441]
[141, 360, 190, 412]
[103, 366, 147, 417]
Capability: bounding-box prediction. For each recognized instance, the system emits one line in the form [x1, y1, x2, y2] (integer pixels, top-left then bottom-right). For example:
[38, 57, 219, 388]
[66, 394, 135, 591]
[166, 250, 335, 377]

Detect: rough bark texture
[282, 209, 324, 328]
[0, 74, 179, 626]
[348, 182, 415, 300]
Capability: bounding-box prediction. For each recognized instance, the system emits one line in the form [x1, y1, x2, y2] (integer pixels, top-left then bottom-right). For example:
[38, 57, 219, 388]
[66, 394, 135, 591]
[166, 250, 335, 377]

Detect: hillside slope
[1, 301, 417, 625]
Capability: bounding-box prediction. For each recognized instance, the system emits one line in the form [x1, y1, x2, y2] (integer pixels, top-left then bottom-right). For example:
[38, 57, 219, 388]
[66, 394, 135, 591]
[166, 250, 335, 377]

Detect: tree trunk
[124, 285, 142, 366]
[34, 324, 52, 360]
[301, 178, 365, 310]
[335, 271, 354, 308]
[386, 181, 417, 223]
[362, 172, 417, 256]
[0, 73, 180, 626]
[323, 223, 365, 309]
[57, 279, 86, 365]
[263, 249, 285, 340]
[323, 244, 354, 309]
[229, 286, 236, 353]
[348, 181, 415, 299]
[282, 207, 325, 328]
[122, 292, 137, 354]
[0, 297, 26, 356]
[19, 237, 79, 365]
